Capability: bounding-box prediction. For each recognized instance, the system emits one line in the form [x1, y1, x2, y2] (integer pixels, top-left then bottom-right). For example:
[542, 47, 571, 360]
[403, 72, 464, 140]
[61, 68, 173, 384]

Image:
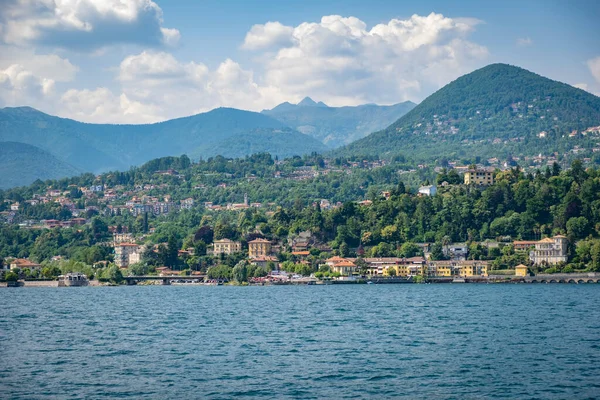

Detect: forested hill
[0, 142, 81, 189]
[337, 63, 600, 161]
[263, 97, 416, 147]
[0, 107, 326, 189]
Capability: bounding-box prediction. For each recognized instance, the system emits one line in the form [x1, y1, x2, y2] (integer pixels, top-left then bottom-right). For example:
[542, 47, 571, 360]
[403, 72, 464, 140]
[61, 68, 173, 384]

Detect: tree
[566, 217, 589, 241]
[166, 235, 179, 268]
[399, 242, 421, 258]
[4, 271, 18, 282]
[100, 265, 123, 284]
[339, 242, 349, 257]
[429, 242, 445, 261]
[194, 225, 214, 244]
[232, 261, 248, 283]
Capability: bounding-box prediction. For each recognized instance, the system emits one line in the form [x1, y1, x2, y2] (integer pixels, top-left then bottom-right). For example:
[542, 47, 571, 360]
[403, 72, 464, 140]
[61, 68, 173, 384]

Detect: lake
[1, 284, 599, 399]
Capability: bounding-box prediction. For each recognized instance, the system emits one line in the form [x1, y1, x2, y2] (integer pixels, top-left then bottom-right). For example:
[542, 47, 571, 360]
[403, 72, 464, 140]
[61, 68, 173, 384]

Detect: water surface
[1, 284, 599, 399]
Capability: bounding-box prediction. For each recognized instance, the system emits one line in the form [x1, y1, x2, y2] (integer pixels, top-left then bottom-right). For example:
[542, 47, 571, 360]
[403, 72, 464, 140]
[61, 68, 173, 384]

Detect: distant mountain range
[0, 107, 327, 188]
[3, 63, 599, 190]
[338, 63, 600, 162]
[0, 142, 81, 189]
[262, 97, 416, 147]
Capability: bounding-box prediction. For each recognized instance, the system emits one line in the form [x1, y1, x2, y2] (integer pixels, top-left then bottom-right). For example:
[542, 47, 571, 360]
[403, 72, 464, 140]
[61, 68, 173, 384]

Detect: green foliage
[0, 107, 327, 188]
[207, 265, 232, 280]
[0, 142, 81, 189]
[4, 271, 18, 282]
[339, 64, 600, 164]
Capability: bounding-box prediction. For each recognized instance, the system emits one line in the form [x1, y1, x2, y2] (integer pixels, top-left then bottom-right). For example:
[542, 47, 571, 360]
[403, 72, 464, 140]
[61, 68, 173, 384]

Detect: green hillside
[263, 97, 415, 147]
[0, 142, 81, 189]
[0, 107, 326, 186]
[338, 64, 600, 162]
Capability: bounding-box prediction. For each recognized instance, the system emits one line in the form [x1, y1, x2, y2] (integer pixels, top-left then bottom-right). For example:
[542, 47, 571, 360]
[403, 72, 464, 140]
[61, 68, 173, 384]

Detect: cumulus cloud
[60, 87, 163, 124]
[242, 21, 294, 50]
[516, 37, 533, 47]
[1, 12, 491, 124]
[0, 0, 179, 49]
[0, 47, 79, 82]
[245, 13, 488, 106]
[0, 64, 55, 107]
[116, 51, 285, 120]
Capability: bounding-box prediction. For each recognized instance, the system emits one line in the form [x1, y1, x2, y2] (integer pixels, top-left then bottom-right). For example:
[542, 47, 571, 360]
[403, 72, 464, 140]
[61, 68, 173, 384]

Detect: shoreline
[2, 273, 600, 287]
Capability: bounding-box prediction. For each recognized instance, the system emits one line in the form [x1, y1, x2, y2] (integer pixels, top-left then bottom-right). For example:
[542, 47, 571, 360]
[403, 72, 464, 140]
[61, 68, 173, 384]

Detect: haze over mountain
[263, 97, 416, 147]
[338, 64, 600, 162]
[0, 142, 81, 189]
[0, 106, 327, 188]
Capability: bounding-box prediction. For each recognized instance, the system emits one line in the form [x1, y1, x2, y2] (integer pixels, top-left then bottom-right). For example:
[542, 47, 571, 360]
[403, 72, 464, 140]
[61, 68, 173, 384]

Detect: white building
[418, 185, 437, 196]
[114, 243, 142, 268]
[530, 235, 568, 265]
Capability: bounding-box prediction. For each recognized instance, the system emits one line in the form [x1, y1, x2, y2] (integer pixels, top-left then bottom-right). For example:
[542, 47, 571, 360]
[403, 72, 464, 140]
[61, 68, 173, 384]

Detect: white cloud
[0, 12, 491, 124]
[250, 13, 488, 106]
[0, 47, 79, 82]
[60, 87, 163, 124]
[516, 37, 533, 47]
[242, 21, 294, 50]
[0, 0, 179, 49]
[588, 56, 600, 84]
[0, 64, 55, 107]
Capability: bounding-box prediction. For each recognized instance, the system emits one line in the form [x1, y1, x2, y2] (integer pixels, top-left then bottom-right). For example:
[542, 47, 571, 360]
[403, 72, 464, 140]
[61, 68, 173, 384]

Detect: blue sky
[0, 0, 598, 123]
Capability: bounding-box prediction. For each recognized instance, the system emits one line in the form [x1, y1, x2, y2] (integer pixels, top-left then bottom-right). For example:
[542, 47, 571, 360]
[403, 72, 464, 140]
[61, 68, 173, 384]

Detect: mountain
[338, 63, 600, 162]
[263, 99, 416, 147]
[0, 107, 327, 187]
[0, 142, 81, 189]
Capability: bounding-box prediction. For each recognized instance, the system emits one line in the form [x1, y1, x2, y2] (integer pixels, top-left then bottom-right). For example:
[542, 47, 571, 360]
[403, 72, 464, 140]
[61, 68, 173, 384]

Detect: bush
[562, 265, 574, 273]
[4, 271, 18, 282]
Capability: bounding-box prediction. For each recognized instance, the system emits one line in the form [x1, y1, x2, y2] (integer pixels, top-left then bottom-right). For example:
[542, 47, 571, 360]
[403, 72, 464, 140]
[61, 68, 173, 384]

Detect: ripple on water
[1, 285, 600, 399]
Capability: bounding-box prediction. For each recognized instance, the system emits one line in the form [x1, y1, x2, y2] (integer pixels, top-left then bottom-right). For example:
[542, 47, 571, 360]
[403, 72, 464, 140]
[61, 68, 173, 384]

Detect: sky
[0, 0, 599, 124]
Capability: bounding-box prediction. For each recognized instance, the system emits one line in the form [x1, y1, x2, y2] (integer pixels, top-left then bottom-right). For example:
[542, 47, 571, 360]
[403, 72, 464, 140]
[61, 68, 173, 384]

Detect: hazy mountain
[263, 97, 416, 147]
[0, 142, 81, 189]
[337, 63, 600, 161]
[0, 107, 327, 188]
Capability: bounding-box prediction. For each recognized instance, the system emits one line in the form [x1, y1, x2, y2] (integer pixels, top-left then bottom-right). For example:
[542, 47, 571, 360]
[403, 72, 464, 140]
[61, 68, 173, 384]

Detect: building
[513, 241, 538, 251]
[114, 243, 142, 268]
[396, 257, 427, 277]
[248, 238, 272, 258]
[515, 264, 529, 277]
[9, 258, 41, 271]
[418, 185, 437, 196]
[530, 235, 568, 265]
[361, 257, 403, 276]
[325, 256, 357, 275]
[113, 233, 134, 244]
[212, 239, 242, 255]
[464, 168, 495, 185]
[442, 243, 469, 260]
[428, 260, 488, 277]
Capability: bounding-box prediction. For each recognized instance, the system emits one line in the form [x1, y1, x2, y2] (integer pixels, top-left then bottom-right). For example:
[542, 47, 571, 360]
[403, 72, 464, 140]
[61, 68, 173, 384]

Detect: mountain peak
[298, 97, 328, 107]
[339, 62, 600, 160]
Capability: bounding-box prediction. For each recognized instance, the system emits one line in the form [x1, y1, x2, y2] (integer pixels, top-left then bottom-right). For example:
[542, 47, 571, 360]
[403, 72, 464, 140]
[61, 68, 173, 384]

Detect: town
[2, 160, 600, 287]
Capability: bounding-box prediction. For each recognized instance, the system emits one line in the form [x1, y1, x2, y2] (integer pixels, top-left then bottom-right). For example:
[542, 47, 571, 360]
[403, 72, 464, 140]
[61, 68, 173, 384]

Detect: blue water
[1, 284, 600, 399]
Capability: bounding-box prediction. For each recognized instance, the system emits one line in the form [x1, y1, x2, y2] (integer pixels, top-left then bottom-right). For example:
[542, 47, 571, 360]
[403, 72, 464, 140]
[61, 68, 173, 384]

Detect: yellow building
[460, 261, 488, 277]
[428, 261, 488, 277]
[212, 239, 242, 255]
[515, 264, 529, 277]
[248, 238, 272, 258]
[464, 168, 495, 185]
[326, 256, 358, 275]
